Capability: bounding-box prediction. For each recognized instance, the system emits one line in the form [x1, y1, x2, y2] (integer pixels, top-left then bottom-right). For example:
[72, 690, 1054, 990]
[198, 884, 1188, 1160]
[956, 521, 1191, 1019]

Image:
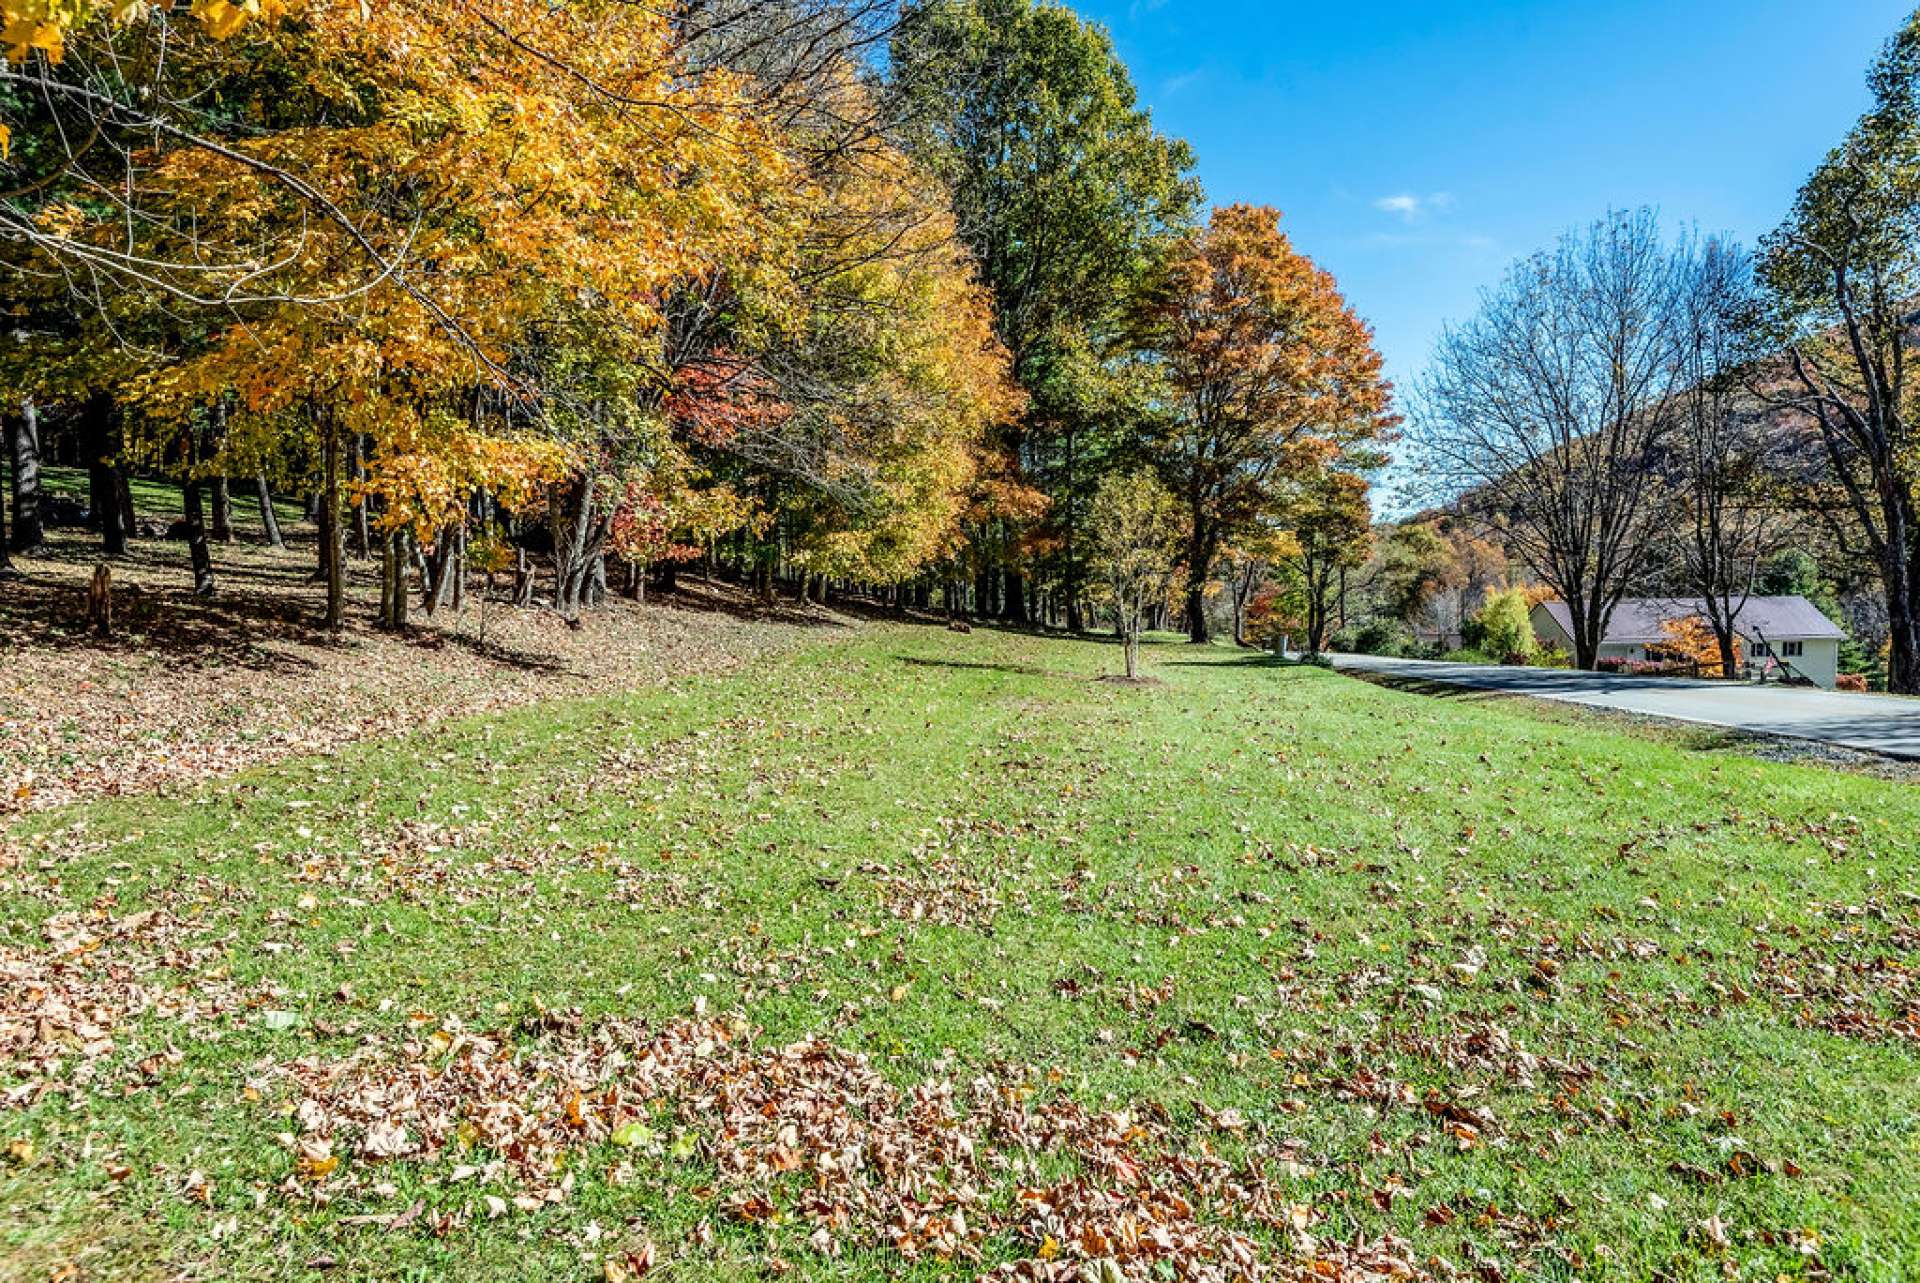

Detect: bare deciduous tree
[1668, 241, 1794, 678]
[1412, 210, 1697, 669]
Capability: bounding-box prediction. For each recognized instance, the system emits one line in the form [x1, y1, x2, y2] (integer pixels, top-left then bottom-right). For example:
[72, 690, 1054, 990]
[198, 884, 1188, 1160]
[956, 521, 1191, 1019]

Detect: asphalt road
[1331, 653, 1920, 760]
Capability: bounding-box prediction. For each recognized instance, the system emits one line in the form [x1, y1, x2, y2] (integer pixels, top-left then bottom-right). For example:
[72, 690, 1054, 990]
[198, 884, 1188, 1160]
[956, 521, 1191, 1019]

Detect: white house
[1529, 596, 1848, 688]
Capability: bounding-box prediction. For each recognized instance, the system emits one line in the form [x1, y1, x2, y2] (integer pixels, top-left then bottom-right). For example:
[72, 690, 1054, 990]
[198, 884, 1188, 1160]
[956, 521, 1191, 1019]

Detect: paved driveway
[1331, 653, 1920, 760]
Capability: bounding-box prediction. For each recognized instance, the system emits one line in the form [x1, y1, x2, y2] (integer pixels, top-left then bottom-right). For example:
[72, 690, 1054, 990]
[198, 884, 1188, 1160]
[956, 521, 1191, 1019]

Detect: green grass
[5, 626, 1920, 1281]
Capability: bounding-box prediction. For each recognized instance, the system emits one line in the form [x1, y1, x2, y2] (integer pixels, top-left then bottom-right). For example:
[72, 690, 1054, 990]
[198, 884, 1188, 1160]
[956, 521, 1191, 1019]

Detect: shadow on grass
[1158, 649, 1318, 673]
[894, 655, 1058, 678]
[1345, 673, 1515, 701]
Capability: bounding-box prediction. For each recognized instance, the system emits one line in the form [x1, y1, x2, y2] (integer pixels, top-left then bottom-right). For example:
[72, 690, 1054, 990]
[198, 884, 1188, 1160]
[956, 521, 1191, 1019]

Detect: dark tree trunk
[1564, 595, 1603, 671]
[85, 401, 127, 558]
[1002, 570, 1028, 625]
[1183, 583, 1208, 644]
[210, 475, 234, 542]
[1183, 522, 1218, 644]
[1884, 533, 1920, 695]
[92, 455, 126, 557]
[6, 401, 44, 554]
[319, 416, 345, 631]
[256, 474, 284, 548]
[182, 473, 215, 597]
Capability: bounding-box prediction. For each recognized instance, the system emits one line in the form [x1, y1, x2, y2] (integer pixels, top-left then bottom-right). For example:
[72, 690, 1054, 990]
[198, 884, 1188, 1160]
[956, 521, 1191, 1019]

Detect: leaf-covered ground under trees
[0, 468, 833, 816]
[5, 625, 1920, 1282]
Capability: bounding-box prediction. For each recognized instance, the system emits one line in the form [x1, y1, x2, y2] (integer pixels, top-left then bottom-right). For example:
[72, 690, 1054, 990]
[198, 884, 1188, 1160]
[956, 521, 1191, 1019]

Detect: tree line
[0, 0, 1393, 648]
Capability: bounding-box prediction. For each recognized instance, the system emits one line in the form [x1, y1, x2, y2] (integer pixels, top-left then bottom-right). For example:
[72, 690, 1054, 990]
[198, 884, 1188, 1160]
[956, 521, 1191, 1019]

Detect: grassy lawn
[5, 625, 1919, 1281]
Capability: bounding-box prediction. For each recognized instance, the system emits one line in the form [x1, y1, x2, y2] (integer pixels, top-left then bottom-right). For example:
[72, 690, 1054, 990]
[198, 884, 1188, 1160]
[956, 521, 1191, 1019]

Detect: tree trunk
[513, 547, 534, 606]
[115, 469, 136, 542]
[424, 524, 460, 615]
[1124, 628, 1140, 680]
[449, 523, 465, 612]
[1714, 629, 1738, 681]
[6, 401, 44, 554]
[87, 563, 112, 637]
[1231, 563, 1255, 649]
[1183, 522, 1217, 644]
[319, 416, 345, 632]
[1002, 570, 1028, 625]
[210, 475, 234, 542]
[256, 474, 284, 549]
[1569, 609, 1601, 671]
[1884, 535, 1920, 695]
[92, 456, 126, 557]
[1183, 582, 1208, 644]
[85, 402, 127, 558]
[1305, 582, 1332, 657]
[349, 434, 371, 558]
[551, 476, 603, 622]
[379, 526, 411, 631]
[0, 464, 13, 577]
[588, 553, 607, 607]
[379, 528, 396, 629]
[182, 472, 215, 597]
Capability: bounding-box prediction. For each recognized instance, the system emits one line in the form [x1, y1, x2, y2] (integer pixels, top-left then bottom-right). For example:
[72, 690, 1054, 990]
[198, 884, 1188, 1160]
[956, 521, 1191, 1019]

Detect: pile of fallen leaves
[1, 904, 262, 1109]
[273, 1015, 1424, 1281]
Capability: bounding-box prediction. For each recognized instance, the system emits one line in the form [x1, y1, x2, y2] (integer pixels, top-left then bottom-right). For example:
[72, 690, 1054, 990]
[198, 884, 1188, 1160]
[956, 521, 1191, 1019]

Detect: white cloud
[1373, 192, 1454, 223]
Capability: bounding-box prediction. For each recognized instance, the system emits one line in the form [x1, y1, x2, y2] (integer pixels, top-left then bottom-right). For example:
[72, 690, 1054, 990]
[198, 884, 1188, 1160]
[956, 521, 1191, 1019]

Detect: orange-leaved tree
[1145, 204, 1396, 643]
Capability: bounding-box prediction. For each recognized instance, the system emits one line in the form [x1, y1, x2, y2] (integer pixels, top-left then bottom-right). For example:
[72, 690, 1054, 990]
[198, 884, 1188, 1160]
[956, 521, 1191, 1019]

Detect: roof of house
[1532, 596, 1847, 645]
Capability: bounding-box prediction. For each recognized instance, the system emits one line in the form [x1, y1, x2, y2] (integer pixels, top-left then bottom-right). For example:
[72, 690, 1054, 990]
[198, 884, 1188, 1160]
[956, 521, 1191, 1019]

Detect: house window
[1751, 642, 1770, 657]
[1782, 641, 1803, 658]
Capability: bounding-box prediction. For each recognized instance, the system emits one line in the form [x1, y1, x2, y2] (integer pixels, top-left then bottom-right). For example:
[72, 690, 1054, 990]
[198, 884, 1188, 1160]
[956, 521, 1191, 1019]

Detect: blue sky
[1072, 0, 1912, 405]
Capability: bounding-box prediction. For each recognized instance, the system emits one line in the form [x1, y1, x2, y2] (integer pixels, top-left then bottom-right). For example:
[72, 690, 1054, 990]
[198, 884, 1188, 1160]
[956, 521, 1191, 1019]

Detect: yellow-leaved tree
[56, 0, 798, 627]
